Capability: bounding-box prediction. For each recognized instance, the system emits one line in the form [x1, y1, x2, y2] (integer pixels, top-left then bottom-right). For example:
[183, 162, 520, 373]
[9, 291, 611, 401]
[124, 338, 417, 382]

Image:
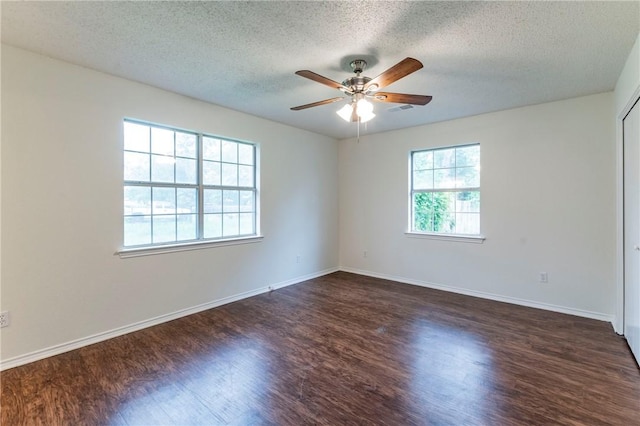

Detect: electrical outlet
[363, 250, 368, 258]
[296, 255, 300, 264]
[0, 311, 10, 328]
[539, 272, 548, 283]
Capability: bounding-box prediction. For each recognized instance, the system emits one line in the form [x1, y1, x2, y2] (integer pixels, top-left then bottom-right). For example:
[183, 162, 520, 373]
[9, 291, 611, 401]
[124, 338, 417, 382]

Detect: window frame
[118, 119, 262, 257]
[407, 143, 485, 243]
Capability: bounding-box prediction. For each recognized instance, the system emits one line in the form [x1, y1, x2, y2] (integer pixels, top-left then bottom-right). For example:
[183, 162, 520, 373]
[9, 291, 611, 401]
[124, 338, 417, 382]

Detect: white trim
[405, 232, 485, 244]
[339, 266, 614, 323]
[116, 235, 264, 258]
[615, 85, 640, 334]
[620, 86, 640, 120]
[0, 267, 338, 371]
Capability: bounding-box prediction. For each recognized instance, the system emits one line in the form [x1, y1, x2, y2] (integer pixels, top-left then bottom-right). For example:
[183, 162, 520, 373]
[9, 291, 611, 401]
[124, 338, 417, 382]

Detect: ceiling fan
[291, 57, 432, 123]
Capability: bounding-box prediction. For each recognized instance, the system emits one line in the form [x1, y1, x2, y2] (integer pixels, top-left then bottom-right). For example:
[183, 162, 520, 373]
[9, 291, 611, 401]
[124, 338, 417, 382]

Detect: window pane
[203, 160, 221, 186]
[239, 165, 254, 187]
[204, 189, 222, 213]
[176, 158, 197, 184]
[151, 127, 174, 156]
[124, 216, 151, 246]
[456, 166, 479, 188]
[457, 191, 480, 213]
[151, 155, 175, 183]
[238, 144, 254, 165]
[240, 213, 254, 235]
[434, 168, 455, 189]
[413, 169, 433, 190]
[456, 145, 480, 168]
[413, 151, 433, 170]
[426, 192, 455, 233]
[177, 214, 197, 240]
[439, 192, 457, 212]
[124, 122, 150, 152]
[204, 213, 222, 238]
[152, 215, 176, 243]
[455, 213, 480, 235]
[221, 140, 238, 163]
[153, 187, 176, 214]
[434, 148, 455, 169]
[222, 163, 238, 186]
[223, 213, 240, 236]
[435, 212, 456, 233]
[223, 190, 239, 213]
[239, 191, 254, 213]
[203, 137, 221, 161]
[413, 191, 479, 234]
[124, 186, 151, 215]
[413, 192, 433, 232]
[177, 188, 197, 213]
[124, 152, 150, 181]
[176, 132, 197, 158]
[413, 192, 456, 232]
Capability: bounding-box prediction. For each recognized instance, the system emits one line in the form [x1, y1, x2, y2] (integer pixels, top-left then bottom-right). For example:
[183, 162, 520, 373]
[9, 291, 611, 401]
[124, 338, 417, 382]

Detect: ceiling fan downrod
[350, 59, 367, 75]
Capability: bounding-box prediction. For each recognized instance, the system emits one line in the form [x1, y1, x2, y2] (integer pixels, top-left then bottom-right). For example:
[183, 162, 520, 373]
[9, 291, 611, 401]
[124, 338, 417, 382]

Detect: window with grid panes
[410, 144, 480, 235]
[123, 119, 257, 247]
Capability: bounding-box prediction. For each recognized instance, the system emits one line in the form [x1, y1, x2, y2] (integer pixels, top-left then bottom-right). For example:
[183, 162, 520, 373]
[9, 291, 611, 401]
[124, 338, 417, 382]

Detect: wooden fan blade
[295, 70, 350, 92]
[372, 92, 432, 105]
[290, 97, 344, 111]
[364, 58, 423, 91]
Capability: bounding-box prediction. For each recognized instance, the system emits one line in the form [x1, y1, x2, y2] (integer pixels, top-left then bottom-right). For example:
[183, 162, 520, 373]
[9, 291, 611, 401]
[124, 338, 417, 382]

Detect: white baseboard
[339, 266, 614, 323]
[3, 266, 613, 370]
[0, 267, 338, 371]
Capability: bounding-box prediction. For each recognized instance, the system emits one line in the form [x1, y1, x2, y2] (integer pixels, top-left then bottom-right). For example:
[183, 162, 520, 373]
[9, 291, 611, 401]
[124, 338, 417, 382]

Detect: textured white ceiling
[2, 1, 638, 139]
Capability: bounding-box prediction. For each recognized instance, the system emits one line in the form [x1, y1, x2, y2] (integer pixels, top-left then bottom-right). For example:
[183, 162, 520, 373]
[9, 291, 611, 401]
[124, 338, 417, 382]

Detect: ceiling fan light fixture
[358, 109, 376, 123]
[357, 98, 373, 115]
[354, 94, 376, 123]
[336, 103, 355, 122]
[355, 97, 375, 122]
[337, 97, 376, 123]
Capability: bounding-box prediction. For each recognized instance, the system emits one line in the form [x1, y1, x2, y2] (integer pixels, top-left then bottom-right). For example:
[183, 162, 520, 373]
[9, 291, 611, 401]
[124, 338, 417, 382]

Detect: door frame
[616, 84, 640, 335]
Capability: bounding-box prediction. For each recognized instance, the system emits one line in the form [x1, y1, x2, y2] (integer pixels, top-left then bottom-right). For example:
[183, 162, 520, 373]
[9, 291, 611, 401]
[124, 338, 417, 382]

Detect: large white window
[123, 119, 258, 248]
[410, 144, 480, 235]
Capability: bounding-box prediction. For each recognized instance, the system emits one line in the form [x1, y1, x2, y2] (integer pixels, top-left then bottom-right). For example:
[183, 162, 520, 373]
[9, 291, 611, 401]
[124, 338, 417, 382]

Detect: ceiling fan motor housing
[341, 59, 372, 93]
[341, 75, 372, 93]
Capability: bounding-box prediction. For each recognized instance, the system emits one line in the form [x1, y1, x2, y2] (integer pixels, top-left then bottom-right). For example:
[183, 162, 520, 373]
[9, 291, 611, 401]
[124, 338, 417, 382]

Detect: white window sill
[116, 235, 264, 258]
[405, 232, 486, 244]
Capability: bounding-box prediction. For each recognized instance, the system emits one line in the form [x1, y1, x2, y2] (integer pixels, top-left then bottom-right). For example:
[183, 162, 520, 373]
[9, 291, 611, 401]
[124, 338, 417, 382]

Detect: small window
[410, 144, 480, 235]
[123, 119, 258, 248]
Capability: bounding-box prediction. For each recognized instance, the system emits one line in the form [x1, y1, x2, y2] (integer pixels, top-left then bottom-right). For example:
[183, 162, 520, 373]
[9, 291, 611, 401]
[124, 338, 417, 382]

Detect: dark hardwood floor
[2, 271, 639, 425]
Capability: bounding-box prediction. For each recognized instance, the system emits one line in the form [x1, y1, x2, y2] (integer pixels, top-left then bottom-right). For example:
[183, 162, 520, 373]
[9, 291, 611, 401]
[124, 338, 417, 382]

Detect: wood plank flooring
[2, 271, 639, 425]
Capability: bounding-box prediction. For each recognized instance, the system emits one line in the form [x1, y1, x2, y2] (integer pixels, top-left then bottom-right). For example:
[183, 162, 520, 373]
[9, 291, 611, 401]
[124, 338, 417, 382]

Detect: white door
[624, 98, 640, 365]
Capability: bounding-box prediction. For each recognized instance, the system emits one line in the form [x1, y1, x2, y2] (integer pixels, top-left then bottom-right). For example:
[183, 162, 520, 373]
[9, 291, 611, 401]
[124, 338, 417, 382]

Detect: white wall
[339, 92, 616, 319]
[614, 33, 640, 332]
[0, 45, 339, 365]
